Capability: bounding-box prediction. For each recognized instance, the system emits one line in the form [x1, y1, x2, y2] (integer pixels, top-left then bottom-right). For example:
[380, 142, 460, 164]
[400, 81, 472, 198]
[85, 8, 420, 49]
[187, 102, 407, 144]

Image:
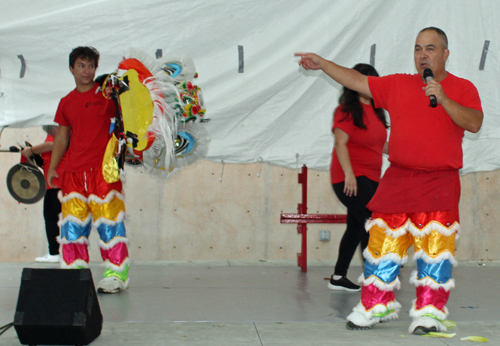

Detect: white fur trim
[93, 211, 126, 228]
[409, 299, 448, 321]
[413, 250, 458, 266]
[99, 236, 129, 250]
[363, 248, 408, 265]
[346, 311, 377, 327]
[57, 235, 90, 245]
[88, 190, 125, 204]
[58, 214, 92, 228]
[384, 301, 402, 321]
[365, 218, 409, 238]
[408, 316, 447, 334]
[408, 221, 460, 238]
[347, 303, 377, 326]
[360, 273, 401, 291]
[409, 270, 455, 291]
[58, 191, 88, 204]
[363, 301, 402, 319]
[59, 258, 90, 269]
[96, 276, 129, 292]
[347, 300, 402, 327]
[102, 258, 130, 272]
[124, 48, 164, 77]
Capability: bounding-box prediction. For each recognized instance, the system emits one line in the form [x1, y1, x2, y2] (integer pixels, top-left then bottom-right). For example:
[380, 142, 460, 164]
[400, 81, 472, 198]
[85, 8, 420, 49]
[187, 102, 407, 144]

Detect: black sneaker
[327, 276, 361, 291]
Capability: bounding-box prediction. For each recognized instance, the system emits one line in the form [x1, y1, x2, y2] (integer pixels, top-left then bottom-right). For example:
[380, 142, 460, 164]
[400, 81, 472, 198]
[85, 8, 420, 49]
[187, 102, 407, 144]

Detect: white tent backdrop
[0, 0, 498, 174]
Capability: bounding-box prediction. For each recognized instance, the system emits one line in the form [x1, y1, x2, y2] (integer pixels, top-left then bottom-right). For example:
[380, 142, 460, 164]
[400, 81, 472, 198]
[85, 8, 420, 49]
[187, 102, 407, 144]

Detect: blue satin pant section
[61, 220, 92, 241]
[364, 259, 401, 284]
[416, 259, 452, 284]
[97, 221, 126, 244]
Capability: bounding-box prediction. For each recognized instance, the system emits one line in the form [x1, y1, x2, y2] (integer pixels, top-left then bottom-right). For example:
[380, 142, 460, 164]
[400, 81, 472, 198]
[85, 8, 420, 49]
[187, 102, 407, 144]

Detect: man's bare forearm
[318, 59, 372, 97]
[441, 98, 483, 133]
[49, 126, 70, 170]
[296, 52, 372, 97]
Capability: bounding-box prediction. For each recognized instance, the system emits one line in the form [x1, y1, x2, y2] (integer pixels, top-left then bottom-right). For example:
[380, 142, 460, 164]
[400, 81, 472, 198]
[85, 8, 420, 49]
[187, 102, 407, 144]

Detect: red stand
[280, 165, 347, 272]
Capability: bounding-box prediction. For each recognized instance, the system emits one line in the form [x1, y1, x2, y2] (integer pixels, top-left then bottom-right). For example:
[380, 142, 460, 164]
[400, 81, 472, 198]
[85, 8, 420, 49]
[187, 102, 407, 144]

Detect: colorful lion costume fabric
[101, 49, 208, 181]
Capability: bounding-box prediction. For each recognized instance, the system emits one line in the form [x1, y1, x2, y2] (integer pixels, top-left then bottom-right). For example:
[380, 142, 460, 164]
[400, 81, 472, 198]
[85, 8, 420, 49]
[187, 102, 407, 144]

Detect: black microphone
[423, 68, 438, 108]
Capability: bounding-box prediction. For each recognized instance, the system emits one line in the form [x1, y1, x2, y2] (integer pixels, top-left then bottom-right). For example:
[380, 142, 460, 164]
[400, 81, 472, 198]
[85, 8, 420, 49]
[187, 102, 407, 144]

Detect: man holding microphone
[296, 27, 482, 334]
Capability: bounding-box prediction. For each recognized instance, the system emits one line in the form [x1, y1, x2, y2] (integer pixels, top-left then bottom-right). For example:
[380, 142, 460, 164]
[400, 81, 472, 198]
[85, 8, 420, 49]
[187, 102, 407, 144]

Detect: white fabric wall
[0, 0, 498, 174]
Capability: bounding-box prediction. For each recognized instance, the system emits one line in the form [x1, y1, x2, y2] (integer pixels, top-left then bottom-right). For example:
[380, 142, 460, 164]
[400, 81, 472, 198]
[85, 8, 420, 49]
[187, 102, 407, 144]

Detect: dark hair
[69, 46, 100, 68]
[42, 125, 58, 137]
[337, 63, 388, 130]
[419, 27, 448, 49]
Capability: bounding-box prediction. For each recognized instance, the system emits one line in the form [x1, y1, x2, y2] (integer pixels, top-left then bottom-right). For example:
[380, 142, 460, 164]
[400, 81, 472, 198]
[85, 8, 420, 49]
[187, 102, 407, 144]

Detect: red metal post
[280, 164, 347, 272]
[297, 165, 308, 272]
[280, 214, 348, 224]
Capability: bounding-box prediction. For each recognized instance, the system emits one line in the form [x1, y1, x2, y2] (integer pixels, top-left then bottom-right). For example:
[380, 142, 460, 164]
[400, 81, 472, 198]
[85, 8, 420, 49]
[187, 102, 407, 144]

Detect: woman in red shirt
[328, 64, 388, 291]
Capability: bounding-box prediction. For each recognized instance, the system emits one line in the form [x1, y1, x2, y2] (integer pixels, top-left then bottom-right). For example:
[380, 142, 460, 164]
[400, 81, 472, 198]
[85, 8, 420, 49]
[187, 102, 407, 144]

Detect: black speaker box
[14, 268, 103, 345]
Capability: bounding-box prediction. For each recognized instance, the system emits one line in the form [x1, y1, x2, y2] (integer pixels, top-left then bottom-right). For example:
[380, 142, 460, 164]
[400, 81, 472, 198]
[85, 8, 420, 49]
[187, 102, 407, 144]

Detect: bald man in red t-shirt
[296, 27, 483, 335]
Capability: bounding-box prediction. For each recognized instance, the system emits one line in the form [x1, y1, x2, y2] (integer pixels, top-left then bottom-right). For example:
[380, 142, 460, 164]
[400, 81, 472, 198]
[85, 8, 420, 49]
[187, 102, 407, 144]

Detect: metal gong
[6, 163, 46, 204]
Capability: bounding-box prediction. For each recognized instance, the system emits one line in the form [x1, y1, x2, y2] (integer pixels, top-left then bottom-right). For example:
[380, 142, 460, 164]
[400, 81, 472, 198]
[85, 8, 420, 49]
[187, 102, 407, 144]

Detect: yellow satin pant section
[366, 224, 413, 261]
[367, 222, 456, 261]
[61, 197, 90, 222]
[61, 195, 125, 222]
[88, 196, 126, 222]
[413, 230, 456, 259]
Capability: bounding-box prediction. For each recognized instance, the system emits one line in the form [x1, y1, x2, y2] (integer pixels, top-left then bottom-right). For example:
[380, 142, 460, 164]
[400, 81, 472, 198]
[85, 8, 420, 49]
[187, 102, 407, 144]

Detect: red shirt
[41, 134, 65, 189]
[54, 83, 115, 172]
[368, 73, 482, 169]
[41, 134, 54, 178]
[330, 103, 387, 184]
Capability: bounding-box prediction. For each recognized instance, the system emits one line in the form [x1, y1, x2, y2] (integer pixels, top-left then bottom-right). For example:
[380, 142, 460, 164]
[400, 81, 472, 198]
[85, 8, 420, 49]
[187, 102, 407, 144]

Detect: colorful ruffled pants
[348, 210, 458, 329]
[57, 165, 129, 283]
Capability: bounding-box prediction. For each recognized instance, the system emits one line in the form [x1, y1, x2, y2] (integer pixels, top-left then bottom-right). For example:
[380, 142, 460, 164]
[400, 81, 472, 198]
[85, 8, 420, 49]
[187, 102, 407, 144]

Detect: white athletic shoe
[97, 276, 129, 294]
[35, 254, 60, 263]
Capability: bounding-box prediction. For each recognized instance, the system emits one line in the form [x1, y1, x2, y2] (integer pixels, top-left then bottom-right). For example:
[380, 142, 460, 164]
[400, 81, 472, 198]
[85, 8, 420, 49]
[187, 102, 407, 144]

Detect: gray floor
[0, 260, 498, 345]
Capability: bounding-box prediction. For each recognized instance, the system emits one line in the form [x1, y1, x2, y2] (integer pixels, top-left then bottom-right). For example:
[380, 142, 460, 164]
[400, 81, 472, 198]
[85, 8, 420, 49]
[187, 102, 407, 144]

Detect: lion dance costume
[348, 204, 459, 333]
[58, 49, 207, 293]
[346, 72, 482, 333]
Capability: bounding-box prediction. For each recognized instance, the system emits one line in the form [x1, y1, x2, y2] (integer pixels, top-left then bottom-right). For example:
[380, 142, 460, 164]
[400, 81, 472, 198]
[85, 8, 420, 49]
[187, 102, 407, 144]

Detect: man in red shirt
[296, 27, 483, 334]
[47, 46, 130, 294]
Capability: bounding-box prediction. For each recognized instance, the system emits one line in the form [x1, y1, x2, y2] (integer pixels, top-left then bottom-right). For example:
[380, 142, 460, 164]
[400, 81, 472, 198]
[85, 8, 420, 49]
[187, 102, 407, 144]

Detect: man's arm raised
[47, 125, 70, 188]
[295, 52, 371, 97]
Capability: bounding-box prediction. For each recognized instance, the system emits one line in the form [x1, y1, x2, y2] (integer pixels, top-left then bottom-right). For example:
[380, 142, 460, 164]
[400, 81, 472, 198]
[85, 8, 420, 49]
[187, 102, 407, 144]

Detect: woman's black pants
[43, 188, 61, 255]
[332, 176, 379, 277]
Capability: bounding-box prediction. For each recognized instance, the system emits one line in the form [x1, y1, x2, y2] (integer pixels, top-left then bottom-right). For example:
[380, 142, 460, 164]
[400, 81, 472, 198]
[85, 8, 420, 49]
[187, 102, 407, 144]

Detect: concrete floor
[0, 260, 498, 345]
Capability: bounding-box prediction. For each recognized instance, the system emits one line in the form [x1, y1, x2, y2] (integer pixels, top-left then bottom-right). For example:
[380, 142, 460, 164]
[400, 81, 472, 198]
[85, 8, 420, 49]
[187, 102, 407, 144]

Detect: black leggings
[332, 176, 379, 277]
[43, 188, 61, 255]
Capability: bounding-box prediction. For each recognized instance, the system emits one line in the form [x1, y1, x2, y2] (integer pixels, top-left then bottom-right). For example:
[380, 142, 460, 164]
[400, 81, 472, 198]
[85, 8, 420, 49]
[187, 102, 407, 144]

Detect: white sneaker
[35, 254, 60, 263]
[97, 276, 129, 294]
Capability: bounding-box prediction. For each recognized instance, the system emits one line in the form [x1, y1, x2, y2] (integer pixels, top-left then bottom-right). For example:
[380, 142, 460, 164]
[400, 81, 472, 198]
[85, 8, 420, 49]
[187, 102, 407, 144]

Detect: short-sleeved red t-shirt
[41, 134, 65, 189]
[41, 134, 54, 177]
[54, 83, 115, 172]
[330, 103, 387, 184]
[368, 73, 482, 169]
